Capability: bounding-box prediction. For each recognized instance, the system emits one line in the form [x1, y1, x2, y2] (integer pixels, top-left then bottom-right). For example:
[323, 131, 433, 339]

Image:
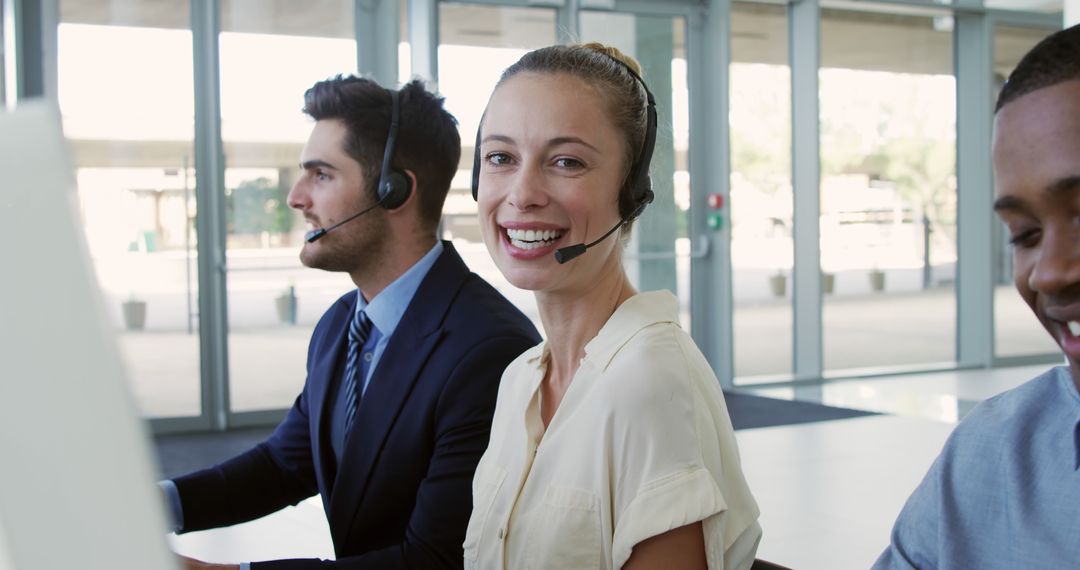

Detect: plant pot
[869, 270, 886, 292]
[275, 287, 297, 325]
[122, 300, 147, 331]
[769, 274, 787, 298]
[822, 272, 835, 295]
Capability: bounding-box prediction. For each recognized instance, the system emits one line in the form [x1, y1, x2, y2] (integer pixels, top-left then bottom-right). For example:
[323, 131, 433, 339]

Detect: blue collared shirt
[328, 240, 443, 462]
[874, 366, 1080, 569]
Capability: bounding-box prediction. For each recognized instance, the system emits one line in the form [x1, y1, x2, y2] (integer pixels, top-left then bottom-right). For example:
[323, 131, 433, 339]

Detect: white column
[955, 12, 995, 369]
[2, 0, 58, 106]
[408, 0, 438, 87]
[1066, 0, 1079, 27]
[790, 0, 823, 383]
[192, 0, 231, 430]
[556, 0, 580, 44]
[356, 0, 400, 87]
[687, 0, 735, 388]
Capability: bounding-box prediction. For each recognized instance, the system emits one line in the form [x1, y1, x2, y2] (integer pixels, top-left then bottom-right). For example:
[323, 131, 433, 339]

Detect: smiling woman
[477, 71, 627, 285]
[465, 44, 762, 570]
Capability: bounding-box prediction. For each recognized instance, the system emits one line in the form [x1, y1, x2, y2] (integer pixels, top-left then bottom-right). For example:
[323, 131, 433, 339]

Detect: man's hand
[177, 554, 240, 570]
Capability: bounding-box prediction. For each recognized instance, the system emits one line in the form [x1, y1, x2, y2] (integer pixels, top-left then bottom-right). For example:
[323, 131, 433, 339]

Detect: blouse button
[498, 528, 505, 540]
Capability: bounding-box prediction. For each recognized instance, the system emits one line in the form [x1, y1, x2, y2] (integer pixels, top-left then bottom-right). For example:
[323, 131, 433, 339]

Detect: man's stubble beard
[299, 210, 391, 276]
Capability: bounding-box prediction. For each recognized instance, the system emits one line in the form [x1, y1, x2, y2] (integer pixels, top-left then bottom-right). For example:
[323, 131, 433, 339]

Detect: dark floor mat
[155, 427, 274, 479]
[724, 391, 878, 430]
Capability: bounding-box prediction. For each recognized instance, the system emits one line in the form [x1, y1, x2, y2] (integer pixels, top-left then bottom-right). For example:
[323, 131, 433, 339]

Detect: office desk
[171, 415, 955, 568]
[742, 415, 954, 568]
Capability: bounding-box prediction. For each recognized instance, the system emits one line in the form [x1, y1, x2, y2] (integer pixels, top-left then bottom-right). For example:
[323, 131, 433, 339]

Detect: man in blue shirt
[875, 24, 1080, 569]
[167, 76, 540, 569]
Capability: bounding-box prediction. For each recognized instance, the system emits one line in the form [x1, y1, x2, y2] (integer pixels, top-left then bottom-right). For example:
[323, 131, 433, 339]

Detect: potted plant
[869, 267, 886, 292]
[121, 293, 147, 331]
[276, 284, 298, 325]
[769, 270, 787, 298]
[822, 271, 836, 295]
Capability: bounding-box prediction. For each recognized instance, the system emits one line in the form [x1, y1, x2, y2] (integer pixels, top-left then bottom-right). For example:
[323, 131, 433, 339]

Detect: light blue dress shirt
[163, 241, 443, 570]
[328, 240, 443, 462]
[874, 366, 1080, 569]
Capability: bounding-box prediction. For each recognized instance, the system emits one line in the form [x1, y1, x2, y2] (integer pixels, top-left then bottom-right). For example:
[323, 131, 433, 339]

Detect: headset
[305, 88, 410, 243]
[377, 88, 410, 209]
[469, 54, 657, 263]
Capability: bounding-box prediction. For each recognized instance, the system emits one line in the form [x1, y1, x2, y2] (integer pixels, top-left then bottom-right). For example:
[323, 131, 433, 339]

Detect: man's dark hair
[996, 24, 1080, 113]
[302, 75, 461, 232]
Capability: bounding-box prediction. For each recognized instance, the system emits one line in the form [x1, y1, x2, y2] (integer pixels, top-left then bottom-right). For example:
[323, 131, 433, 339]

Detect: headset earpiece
[378, 88, 410, 210]
[379, 170, 409, 209]
[623, 71, 657, 222]
[471, 124, 482, 201]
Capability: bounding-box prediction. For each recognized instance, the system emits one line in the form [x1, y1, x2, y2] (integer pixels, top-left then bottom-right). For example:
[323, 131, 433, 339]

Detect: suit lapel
[326, 242, 471, 546]
[310, 295, 355, 504]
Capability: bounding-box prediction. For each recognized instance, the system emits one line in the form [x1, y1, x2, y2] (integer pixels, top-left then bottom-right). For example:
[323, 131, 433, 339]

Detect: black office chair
[751, 559, 793, 570]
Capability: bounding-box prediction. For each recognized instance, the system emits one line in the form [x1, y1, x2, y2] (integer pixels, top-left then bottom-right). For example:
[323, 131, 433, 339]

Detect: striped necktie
[342, 310, 373, 436]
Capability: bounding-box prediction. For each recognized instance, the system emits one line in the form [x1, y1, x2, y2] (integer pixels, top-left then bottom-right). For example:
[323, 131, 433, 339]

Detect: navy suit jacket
[174, 242, 540, 569]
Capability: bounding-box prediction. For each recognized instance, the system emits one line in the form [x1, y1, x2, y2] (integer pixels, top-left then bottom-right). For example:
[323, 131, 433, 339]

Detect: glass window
[820, 9, 957, 372]
[58, 0, 199, 418]
[983, 0, 1063, 13]
[437, 3, 557, 331]
[219, 0, 357, 412]
[580, 12, 691, 329]
[1, 4, 6, 109]
[993, 23, 1059, 359]
[398, 0, 410, 80]
[729, 2, 791, 381]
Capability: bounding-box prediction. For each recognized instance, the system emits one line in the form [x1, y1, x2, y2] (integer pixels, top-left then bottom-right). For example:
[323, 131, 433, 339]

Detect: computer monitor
[0, 102, 177, 570]
[0, 515, 12, 570]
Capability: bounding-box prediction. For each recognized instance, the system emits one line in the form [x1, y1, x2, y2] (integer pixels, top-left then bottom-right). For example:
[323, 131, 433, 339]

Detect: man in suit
[169, 76, 540, 570]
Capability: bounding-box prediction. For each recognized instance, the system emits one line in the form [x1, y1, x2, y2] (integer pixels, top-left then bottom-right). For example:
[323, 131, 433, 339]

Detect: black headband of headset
[380, 90, 399, 188]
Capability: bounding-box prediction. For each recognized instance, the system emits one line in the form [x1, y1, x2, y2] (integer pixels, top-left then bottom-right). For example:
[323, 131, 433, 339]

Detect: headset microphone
[553, 194, 653, 264]
[304, 196, 388, 243]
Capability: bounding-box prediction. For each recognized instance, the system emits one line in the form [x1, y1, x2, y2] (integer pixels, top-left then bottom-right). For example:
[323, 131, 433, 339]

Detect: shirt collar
[524, 291, 679, 372]
[582, 290, 680, 371]
[523, 291, 679, 372]
[355, 241, 443, 339]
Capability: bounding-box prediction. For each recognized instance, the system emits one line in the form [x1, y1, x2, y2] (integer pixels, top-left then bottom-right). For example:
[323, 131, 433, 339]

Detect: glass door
[729, 2, 792, 381]
[580, 11, 692, 330]
[819, 9, 958, 373]
[437, 2, 558, 331]
[58, 0, 203, 421]
[218, 0, 359, 415]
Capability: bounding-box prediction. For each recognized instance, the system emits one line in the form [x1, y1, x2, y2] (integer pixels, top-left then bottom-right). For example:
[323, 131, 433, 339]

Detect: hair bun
[577, 42, 643, 77]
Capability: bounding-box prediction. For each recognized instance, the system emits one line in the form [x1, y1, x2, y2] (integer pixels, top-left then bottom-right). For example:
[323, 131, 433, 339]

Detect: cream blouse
[463, 291, 761, 570]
